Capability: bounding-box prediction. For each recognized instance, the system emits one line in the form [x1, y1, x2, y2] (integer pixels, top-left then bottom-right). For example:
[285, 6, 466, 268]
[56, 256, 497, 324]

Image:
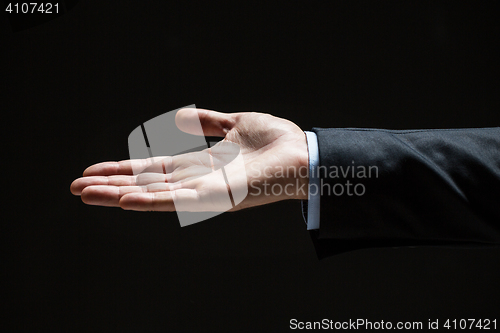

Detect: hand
[70, 108, 309, 212]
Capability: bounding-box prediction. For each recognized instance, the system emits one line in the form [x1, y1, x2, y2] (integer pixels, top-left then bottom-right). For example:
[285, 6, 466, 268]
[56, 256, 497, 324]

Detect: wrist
[295, 131, 310, 200]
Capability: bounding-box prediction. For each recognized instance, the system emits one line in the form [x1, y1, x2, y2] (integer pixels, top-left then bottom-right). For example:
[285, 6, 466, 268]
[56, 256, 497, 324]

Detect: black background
[2, 1, 499, 332]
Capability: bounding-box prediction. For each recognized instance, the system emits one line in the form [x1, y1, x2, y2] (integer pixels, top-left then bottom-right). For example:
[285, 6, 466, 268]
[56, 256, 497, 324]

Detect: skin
[70, 108, 309, 212]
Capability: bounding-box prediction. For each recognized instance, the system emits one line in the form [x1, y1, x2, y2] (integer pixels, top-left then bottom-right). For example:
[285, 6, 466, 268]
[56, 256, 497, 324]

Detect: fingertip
[176, 107, 197, 119]
[119, 192, 144, 211]
[70, 179, 81, 196]
[80, 186, 119, 207]
[175, 108, 205, 136]
[119, 192, 177, 212]
[118, 194, 130, 210]
[82, 165, 93, 177]
[80, 187, 92, 205]
[82, 161, 118, 177]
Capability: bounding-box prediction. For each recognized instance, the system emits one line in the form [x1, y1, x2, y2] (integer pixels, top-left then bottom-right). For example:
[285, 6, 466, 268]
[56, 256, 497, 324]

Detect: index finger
[83, 156, 173, 176]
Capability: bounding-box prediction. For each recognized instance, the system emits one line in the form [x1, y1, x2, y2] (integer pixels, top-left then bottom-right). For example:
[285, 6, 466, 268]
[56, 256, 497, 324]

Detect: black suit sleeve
[308, 127, 500, 259]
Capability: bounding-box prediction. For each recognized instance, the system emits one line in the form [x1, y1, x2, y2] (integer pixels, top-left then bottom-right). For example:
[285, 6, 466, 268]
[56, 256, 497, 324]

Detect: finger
[71, 175, 138, 195]
[80, 185, 147, 207]
[119, 191, 173, 211]
[119, 190, 195, 211]
[139, 151, 213, 183]
[175, 108, 236, 137]
[83, 156, 173, 176]
[135, 173, 170, 186]
[136, 169, 210, 186]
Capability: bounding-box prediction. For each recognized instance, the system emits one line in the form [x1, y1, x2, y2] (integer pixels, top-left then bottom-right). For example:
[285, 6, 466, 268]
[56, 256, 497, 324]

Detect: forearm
[310, 127, 500, 257]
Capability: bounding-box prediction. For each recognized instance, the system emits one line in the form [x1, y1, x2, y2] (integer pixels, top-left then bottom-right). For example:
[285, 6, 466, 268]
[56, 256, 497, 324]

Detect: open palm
[70, 108, 309, 212]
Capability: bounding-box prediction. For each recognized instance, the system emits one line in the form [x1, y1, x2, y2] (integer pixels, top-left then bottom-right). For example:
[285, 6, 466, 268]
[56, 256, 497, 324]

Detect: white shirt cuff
[304, 131, 320, 230]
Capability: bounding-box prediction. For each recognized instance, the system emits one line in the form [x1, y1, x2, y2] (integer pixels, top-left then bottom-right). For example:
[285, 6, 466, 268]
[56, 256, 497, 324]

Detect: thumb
[175, 108, 236, 137]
